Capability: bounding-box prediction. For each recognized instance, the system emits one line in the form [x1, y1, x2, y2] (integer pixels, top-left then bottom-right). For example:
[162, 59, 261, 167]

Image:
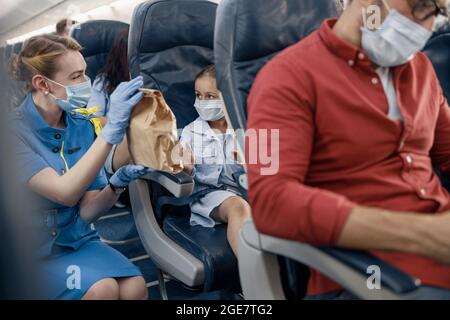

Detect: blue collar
[20, 93, 71, 135]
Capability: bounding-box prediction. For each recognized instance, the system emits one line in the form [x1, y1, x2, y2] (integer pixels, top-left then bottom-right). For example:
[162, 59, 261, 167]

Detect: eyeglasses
[410, 0, 449, 21]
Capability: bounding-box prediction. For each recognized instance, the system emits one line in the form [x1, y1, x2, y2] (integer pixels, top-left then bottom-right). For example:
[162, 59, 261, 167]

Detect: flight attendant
[9, 33, 149, 300]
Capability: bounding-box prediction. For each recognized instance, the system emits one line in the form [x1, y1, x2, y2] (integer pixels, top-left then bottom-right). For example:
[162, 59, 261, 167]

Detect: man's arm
[247, 57, 354, 246]
[337, 205, 450, 266]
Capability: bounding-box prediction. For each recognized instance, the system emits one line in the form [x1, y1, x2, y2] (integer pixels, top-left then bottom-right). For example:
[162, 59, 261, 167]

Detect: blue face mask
[361, 5, 432, 67]
[46, 76, 92, 112]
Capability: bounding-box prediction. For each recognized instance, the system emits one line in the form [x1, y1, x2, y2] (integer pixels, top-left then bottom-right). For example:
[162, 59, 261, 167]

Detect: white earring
[44, 91, 49, 96]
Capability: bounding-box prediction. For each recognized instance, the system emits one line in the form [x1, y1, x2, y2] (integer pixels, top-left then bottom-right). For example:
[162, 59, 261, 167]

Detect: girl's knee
[118, 276, 148, 300]
[227, 197, 251, 221]
[83, 278, 120, 300]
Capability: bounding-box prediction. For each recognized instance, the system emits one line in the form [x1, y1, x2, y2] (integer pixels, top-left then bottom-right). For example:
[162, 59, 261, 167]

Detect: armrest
[318, 247, 421, 294]
[240, 219, 421, 299]
[142, 170, 195, 198]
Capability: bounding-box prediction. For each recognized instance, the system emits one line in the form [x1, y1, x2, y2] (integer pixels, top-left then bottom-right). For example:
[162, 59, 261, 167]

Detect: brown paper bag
[127, 89, 183, 173]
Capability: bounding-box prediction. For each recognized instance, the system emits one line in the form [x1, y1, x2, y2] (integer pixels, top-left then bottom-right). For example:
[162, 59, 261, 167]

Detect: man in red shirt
[247, 0, 450, 298]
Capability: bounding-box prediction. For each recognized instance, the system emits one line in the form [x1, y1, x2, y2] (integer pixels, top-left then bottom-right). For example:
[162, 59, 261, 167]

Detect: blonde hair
[9, 34, 81, 90]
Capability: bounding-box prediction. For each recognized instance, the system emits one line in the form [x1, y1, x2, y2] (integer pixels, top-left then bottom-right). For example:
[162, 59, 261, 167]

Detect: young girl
[180, 65, 251, 256]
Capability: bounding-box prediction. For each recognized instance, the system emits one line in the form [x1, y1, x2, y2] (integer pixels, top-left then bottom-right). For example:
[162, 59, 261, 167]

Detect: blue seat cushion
[163, 214, 240, 292]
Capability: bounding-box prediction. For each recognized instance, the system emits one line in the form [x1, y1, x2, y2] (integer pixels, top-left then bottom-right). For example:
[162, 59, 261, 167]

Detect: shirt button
[406, 155, 413, 164]
[51, 230, 57, 237]
[348, 59, 355, 66]
[358, 53, 365, 60]
[52, 147, 59, 153]
[371, 77, 379, 85]
[55, 133, 62, 139]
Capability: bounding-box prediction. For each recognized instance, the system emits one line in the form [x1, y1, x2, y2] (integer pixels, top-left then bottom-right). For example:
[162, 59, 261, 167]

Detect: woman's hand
[109, 164, 152, 187]
[100, 76, 144, 145]
[79, 164, 152, 224]
[28, 78, 144, 207]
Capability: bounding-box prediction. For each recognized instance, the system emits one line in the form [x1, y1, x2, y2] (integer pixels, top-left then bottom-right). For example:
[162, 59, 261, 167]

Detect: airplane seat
[0, 46, 7, 103]
[2, 45, 13, 73]
[0, 46, 6, 70]
[215, 0, 423, 300]
[0, 49, 10, 108]
[4, 42, 27, 111]
[423, 25, 450, 101]
[423, 26, 450, 191]
[69, 20, 130, 80]
[12, 42, 22, 55]
[4, 45, 13, 62]
[128, 0, 240, 298]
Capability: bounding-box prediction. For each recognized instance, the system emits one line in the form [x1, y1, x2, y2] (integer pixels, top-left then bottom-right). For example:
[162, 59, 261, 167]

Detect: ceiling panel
[0, 0, 65, 35]
[0, 0, 117, 44]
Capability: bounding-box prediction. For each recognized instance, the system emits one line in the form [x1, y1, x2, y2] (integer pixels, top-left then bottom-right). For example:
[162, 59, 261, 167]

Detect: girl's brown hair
[9, 34, 82, 90]
[195, 64, 216, 82]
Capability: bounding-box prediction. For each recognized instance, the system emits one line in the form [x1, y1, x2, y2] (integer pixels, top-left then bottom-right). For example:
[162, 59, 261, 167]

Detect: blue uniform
[10, 94, 142, 300]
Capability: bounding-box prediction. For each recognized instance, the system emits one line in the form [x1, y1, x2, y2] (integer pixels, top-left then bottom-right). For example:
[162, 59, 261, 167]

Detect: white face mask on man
[194, 98, 225, 121]
[361, 0, 433, 67]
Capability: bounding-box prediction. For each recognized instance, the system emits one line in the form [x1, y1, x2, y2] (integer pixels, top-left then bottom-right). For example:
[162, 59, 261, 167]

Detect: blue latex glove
[109, 165, 153, 187]
[101, 76, 144, 145]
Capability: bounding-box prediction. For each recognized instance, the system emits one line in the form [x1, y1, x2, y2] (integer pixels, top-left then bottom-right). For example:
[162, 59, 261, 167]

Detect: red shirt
[247, 19, 450, 296]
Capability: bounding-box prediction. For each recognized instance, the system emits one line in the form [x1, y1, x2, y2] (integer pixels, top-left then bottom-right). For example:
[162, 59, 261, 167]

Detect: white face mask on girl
[194, 98, 225, 121]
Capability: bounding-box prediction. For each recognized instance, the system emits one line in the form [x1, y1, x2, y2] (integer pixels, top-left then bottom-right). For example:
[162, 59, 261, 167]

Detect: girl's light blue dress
[180, 117, 245, 228]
